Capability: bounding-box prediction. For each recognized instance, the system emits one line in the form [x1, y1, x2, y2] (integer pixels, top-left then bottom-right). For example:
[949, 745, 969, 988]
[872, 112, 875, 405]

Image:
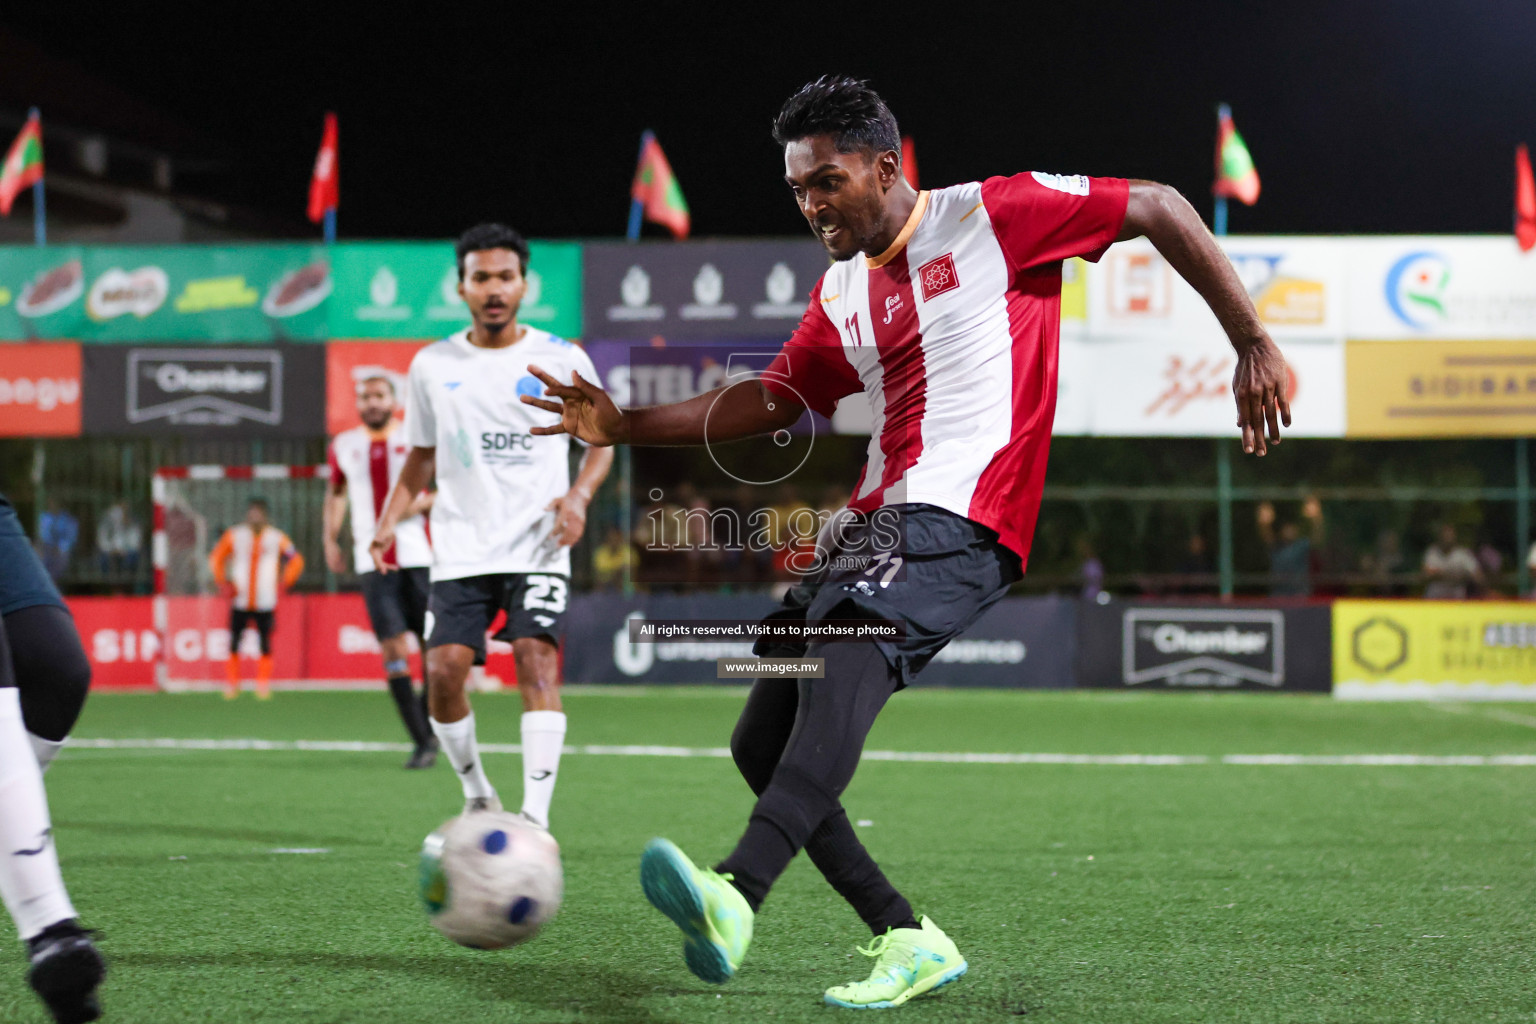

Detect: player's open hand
[521, 366, 627, 446]
[1232, 335, 1291, 456]
[368, 527, 397, 574]
[546, 492, 588, 548]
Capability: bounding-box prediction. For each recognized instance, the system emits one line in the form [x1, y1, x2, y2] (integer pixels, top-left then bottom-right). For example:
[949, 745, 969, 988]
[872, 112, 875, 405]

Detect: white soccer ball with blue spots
[419, 811, 563, 949]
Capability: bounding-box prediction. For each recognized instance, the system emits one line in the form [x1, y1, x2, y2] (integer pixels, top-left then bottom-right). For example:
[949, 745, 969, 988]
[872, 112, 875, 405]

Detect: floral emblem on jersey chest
[917, 253, 960, 301]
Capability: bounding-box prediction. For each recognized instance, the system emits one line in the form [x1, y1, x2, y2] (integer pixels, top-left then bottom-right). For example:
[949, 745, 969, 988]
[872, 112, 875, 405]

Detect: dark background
[4, 1, 1535, 239]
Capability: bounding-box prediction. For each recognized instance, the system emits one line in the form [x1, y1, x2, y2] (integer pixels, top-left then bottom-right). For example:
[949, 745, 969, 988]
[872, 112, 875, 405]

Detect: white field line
[64, 738, 1536, 767]
[1425, 702, 1536, 731]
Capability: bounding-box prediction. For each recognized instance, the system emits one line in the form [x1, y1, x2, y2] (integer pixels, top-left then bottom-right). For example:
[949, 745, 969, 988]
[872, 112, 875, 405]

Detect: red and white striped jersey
[328, 422, 432, 574]
[764, 173, 1129, 566]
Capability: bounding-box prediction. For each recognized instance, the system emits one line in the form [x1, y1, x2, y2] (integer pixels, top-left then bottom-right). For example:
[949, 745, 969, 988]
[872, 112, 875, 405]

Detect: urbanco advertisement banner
[1087, 237, 1346, 341]
[1078, 600, 1332, 692]
[0, 342, 81, 437]
[1333, 599, 1536, 701]
[1069, 335, 1345, 437]
[1345, 339, 1536, 437]
[81, 343, 326, 437]
[0, 245, 331, 342]
[563, 592, 1078, 688]
[583, 240, 831, 340]
[330, 242, 582, 340]
[1344, 237, 1536, 340]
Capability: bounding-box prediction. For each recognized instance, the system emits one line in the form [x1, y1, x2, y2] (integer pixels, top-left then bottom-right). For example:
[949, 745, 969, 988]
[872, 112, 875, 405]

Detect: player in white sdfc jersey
[324, 374, 438, 768]
[372, 223, 613, 827]
[528, 77, 1291, 1007]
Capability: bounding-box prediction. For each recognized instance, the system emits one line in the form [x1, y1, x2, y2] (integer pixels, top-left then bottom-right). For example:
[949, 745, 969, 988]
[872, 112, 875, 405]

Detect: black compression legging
[0, 605, 91, 741]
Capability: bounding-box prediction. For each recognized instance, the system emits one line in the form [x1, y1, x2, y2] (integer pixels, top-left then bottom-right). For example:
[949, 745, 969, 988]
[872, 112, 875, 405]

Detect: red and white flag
[1516, 144, 1536, 252]
[307, 112, 338, 224]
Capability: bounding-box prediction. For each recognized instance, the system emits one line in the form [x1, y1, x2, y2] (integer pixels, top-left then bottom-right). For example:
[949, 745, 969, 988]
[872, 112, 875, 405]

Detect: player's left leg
[224, 609, 247, 699]
[3, 606, 91, 772]
[253, 612, 274, 700]
[0, 615, 106, 1023]
[502, 573, 571, 830]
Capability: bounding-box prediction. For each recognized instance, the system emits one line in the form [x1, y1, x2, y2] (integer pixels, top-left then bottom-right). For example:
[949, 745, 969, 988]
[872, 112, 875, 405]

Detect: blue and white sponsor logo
[515, 375, 544, 399]
[1384, 250, 1451, 330]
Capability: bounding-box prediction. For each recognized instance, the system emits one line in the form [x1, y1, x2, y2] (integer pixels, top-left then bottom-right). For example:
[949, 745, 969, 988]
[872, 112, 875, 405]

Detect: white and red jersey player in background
[525, 75, 1293, 1005]
[324, 374, 438, 766]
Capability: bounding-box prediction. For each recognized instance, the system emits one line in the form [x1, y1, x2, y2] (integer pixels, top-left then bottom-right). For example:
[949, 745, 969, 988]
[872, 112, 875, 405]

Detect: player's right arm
[208, 527, 233, 591]
[371, 447, 434, 574]
[322, 440, 349, 573]
[523, 285, 856, 448]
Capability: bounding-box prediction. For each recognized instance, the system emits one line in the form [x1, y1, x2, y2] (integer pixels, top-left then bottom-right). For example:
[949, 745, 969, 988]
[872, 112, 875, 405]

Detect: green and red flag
[0, 112, 44, 217]
[629, 131, 689, 239]
[1213, 104, 1260, 206]
[1516, 144, 1536, 252]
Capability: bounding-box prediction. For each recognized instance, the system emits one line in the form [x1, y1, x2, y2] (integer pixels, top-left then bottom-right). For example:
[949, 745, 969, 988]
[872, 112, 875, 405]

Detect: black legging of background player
[718, 641, 918, 934]
[0, 605, 91, 741]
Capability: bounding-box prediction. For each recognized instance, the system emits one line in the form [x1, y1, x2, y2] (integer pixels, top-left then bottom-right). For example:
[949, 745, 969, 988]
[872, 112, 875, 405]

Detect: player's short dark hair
[772, 75, 900, 159]
[455, 223, 530, 279]
[248, 498, 268, 513]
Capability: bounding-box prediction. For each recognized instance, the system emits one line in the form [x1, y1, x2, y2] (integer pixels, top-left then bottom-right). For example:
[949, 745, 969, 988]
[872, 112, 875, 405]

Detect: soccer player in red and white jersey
[525, 76, 1291, 1007]
[324, 374, 438, 769]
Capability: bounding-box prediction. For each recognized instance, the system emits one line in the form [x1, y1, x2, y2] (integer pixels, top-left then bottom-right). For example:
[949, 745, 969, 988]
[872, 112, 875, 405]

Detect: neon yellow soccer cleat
[639, 838, 753, 984]
[823, 916, 968, 1009]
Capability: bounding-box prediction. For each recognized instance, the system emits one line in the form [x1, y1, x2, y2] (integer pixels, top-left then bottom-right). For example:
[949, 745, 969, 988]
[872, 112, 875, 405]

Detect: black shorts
[753, 503, 1021, 688]
[424, 573, 569, 665]
[361, 567, 430, 641]
[0, 494, 65, 616]
[229, 609, 275, 656]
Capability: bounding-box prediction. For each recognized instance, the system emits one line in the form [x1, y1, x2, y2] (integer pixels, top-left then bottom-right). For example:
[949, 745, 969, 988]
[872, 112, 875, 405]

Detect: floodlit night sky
[6, 1, 1536, 240]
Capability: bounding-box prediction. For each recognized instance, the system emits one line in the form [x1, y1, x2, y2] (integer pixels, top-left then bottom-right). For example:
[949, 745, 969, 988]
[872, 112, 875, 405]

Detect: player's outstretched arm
[322, 474, 349, 573]
[371, 446, 435, 573]
[522, 367, 802, 447]
[1119, 180, 1291, 456]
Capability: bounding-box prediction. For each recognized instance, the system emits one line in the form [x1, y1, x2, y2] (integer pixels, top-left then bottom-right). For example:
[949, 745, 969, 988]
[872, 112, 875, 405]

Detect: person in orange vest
[208, 498, 304, 699]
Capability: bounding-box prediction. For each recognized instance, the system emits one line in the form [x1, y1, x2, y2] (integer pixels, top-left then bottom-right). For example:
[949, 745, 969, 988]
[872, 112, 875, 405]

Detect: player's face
[246, 505, 268, 529]
[458, 249, 526, 333]
[356, 378, 396, 430]
[784, 135, 895, 262]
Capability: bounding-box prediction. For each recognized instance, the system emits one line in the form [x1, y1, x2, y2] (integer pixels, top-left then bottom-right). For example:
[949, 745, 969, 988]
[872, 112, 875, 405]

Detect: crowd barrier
[66, 592, 1536, 697]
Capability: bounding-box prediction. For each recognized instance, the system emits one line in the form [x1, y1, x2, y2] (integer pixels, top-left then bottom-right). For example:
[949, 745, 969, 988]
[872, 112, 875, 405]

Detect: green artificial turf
[2, 689, 1534, 1023]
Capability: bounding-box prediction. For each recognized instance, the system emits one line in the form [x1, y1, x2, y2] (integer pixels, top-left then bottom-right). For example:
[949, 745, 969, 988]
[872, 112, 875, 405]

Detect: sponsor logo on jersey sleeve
[1031, 171, 1091, 196]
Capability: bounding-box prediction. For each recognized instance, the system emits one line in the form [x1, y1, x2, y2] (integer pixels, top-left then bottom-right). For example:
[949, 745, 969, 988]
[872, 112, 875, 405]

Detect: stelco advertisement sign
[82, 344, 325, 437]
[1078, 600, 1332, 692]
[1333, 600, 1536, 701]
[584, 240, 830, 339]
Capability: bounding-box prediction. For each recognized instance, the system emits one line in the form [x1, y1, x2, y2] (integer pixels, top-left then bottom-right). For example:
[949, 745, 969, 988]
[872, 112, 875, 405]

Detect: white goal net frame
[152, 463, 328, 691]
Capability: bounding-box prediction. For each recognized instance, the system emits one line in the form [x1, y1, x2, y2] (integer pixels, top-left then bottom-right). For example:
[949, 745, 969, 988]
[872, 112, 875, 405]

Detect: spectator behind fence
[1172, 532, 1214, 593]
[592, 526, 632, 591]
[1257, 497, 1322, 597]
[1361, 528, 1408, 596]
[1423, 523, 1482, 600]
[95, 501, 143, 576]
[1528, 540, 1536, 597]
[1075, 535, 1104, 601]
[37, 499, 78, 583]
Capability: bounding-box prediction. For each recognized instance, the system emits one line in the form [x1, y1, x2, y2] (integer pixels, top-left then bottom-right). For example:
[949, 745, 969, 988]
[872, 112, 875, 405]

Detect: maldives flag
[1516, 144, 1536, 252]
[901, 136, 918, 188]
[307, 112, 338, 224]
[1213, 104, 1260, 206]
[0, 114, 43, 217]
[632, 131, 689, 239]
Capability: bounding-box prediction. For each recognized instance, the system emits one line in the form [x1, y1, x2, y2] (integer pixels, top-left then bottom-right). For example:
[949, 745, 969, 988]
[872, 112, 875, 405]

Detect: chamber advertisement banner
[1332, 599, 1536, 701]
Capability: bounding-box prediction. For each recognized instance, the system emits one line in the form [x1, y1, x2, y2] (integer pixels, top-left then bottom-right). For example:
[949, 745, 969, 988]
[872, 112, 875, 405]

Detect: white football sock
[29, 733, 64, 773]
[0, 689, 76, 940]
[430, 713, 497, 802]
[519, 710, 567, 829]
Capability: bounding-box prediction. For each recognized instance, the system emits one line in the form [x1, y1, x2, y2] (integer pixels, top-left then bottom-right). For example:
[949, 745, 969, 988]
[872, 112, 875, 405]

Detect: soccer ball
[418, 811, 564, 949]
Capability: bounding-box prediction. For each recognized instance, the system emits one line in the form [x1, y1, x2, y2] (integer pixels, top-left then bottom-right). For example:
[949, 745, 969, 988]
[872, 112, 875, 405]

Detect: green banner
[0, 245, 330, 342]
[328, 241, 582, 340]
[0, 241, 583, 342]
